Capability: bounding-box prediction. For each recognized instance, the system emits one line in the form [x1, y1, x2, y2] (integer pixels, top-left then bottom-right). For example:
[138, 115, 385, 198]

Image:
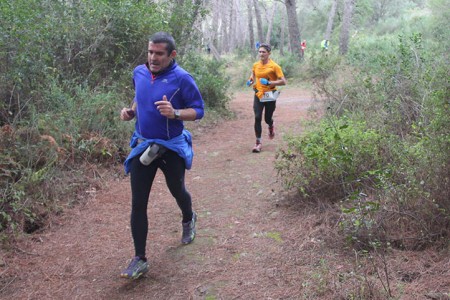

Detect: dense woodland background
[0, 0, 448, 297]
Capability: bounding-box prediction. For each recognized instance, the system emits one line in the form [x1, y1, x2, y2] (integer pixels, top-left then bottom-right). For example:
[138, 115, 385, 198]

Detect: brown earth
[0, 88, 448, 299]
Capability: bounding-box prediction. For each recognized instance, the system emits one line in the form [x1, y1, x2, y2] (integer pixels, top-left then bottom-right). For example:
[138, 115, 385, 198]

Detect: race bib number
[260, 90, 280, 102]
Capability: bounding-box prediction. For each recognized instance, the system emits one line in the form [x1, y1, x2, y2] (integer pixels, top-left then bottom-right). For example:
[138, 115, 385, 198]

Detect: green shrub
[0, 0, 232, 241]
[222, 52, 255, 90]
[0, 125, 79, 237]
[180, 53, 232, 113]
[292, 30, 449, 250]
[275, 117, 388, 201]
[346, 34, 398, 71]
[269, 51, 301, 79]
[0, 0, 168, 126]
[305, 51, 343, 82]
[339, 133, 449, 251]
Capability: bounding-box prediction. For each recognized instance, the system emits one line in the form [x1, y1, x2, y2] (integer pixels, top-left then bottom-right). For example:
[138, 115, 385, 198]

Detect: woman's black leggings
[129, 149, 193, 258]
[253, 95, 276, 139]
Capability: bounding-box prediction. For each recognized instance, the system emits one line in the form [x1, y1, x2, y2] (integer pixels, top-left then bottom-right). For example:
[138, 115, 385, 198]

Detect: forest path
[3, 87, 446, 299]
[2, 87, 325, 299]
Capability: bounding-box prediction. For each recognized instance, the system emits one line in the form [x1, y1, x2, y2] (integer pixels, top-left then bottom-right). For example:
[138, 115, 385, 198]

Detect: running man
[119, 32, 204, 279]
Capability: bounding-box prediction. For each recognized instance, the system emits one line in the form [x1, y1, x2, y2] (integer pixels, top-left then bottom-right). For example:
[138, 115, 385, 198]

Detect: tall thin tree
[253, 0, 264, 44]
[339, 0, 355, 54]
[234, 0, 246, 49]
[265, 2, 278, 44]
[228, 0, 236, 51]
[246, 0, 255, 52]
[221, 0, 229, 53]
[210, 0, 220, 52]
[280, 10, 286, 55]
[284, 0, 302, 58]
[325, 0, 338, 41]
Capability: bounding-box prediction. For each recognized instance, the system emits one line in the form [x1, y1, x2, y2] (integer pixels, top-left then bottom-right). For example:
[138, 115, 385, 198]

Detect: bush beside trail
[0, 1, 230, 241]
[276, 31, 449, 251]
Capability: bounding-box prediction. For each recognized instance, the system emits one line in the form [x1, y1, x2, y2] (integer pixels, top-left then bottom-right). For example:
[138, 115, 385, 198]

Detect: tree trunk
[208, 43, 221, 61]
[284, 0, 302, 59]
[339, 0, 355, 55]
[264, 2, 278, 44]
[234, 0, 245, 49]
[221, 0, 229, 53]
[246, 0, 255, 52]
[279, 10, 286, 55]
[372, 0, 390, 23]
[253, 0, 264, 44]
[169, 0, 202, 56]
[228, 0, 236, 51]
[325, 0, 338, 40]
[210, 0, 220, 53]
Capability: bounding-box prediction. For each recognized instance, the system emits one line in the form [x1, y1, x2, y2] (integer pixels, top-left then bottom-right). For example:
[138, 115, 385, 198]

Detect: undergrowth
[0, 0, 231, 242]
[276, 31, 449, 253]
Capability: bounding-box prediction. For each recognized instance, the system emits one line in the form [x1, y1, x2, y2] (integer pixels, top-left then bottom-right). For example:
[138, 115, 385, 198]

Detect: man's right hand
[120, 108, 135, 121]
[246, 79, 253, 87]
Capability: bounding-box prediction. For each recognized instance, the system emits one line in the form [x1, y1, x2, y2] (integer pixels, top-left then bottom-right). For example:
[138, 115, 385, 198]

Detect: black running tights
[129, 150, 193, 258]
[253, 95, 276, 139]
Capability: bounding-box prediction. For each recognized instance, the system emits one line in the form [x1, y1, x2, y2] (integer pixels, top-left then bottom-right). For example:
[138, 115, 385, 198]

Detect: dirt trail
[1, 87, 448, 299]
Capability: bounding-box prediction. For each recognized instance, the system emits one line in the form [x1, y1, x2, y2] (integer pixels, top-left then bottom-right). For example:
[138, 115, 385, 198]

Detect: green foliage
[297, 0, 425, 50]
[0, 77, 137, 235]
[346, 34, 398, 71]
[167, 0, 207, 55]
[353, 0, 419, 29]
[275, 118, 389, 200]
[221, 51, 255, 90]
[39, 81, 130, 138]
[306, 51, 343, 81]
[339, 191, 387, 251]
[180, 53, 232, 113]
[269, 51, 301, 79]
[1, 125, 72, 236]
[0, 0, 222, 239]
[278, 25, 449, 250]
[0, 0, 168, 125]
[328, 32, 448, 139]
[427, 0, 450, 45]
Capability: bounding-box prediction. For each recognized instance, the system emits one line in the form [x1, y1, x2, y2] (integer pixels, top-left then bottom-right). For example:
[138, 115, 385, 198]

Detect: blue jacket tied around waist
[124, 129, 193, 174]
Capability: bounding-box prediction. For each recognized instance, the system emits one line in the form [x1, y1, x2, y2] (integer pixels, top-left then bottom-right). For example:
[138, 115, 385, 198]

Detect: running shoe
[182, 212, 197, 244]
[252, 142, 262, 153]
[268, 125, 275, 139]
[120, 256, 149, 279]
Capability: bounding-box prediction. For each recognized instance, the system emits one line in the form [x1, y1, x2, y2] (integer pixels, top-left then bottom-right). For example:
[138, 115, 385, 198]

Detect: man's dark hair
[260, 43, 272, 52]
[149, 32, 176, 55]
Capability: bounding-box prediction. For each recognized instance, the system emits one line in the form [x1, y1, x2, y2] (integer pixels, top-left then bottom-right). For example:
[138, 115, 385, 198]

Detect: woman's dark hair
[149, 32, 176, 55]
[259, 43, 272, 52]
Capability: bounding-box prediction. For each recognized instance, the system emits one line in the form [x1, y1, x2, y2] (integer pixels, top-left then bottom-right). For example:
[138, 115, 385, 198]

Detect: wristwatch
[174, 109, 181, 119]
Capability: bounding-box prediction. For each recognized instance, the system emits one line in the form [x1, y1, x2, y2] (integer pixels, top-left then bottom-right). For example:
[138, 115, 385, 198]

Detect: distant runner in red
[301, 39, 307, 58]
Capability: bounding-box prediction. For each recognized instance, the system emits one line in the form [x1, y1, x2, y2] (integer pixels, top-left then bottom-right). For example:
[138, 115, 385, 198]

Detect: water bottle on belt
[140, 144, 162, 166]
